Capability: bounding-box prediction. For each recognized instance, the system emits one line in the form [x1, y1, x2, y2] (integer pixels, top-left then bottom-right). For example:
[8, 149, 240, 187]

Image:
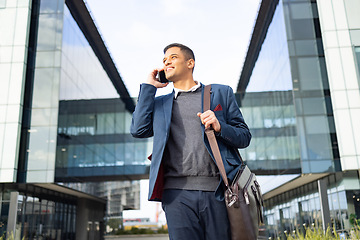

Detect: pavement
[105, 234, 170, 240]
[105, 234, 268, 239]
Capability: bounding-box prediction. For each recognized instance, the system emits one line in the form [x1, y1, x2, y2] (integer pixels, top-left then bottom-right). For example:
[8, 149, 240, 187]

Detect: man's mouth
[166, 67, 174, 72]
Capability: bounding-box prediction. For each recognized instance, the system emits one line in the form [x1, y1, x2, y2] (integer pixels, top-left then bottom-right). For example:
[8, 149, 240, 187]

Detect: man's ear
[187, 59, 195, 69]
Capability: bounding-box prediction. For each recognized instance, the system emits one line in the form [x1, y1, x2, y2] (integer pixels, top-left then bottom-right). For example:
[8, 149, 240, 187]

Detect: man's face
[163, 47, 192, 81]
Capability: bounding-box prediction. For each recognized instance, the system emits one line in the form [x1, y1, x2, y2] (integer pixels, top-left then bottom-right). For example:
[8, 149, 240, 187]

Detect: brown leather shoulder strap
[204, 85, 211, 112]
[203, 85, 230, 188]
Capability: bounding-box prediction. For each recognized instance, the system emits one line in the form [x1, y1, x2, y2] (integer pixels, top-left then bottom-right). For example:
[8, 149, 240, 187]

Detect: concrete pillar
[76, 198, 89, 240]
[318, 179, 331, 232]
[6, 192, 19, 236]
[279, 208, 284, 234]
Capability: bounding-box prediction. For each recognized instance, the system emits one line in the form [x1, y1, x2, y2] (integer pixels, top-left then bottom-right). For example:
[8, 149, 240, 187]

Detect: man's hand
[197, 110, 221, 132]
[146, 68, 169, 88]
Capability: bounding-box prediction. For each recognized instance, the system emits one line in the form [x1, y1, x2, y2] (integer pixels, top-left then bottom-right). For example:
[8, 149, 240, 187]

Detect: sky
[84, 0, 263, 222]
[85, 0, 261, 97]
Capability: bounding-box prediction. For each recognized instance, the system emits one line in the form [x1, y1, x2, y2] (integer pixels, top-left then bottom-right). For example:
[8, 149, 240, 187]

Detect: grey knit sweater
[163, 88, 219, 191]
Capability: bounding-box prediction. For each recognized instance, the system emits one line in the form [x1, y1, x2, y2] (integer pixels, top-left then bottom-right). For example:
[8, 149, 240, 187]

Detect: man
[130, 43, 251, 240]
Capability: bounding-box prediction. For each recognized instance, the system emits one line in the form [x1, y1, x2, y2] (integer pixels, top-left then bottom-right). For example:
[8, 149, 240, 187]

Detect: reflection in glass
[246, 1, 292, 93]
[238, 90, 300, 174]
[243, 0, 337, 174]
[60, 6, 118, 100]
[56, 98, 152, 180]
[52, 4, 151, 181]
[37, 13, 59, 51]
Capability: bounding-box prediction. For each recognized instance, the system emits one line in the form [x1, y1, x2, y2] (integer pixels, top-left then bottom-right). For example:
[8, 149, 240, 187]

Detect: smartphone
[158, 70, 169, 83]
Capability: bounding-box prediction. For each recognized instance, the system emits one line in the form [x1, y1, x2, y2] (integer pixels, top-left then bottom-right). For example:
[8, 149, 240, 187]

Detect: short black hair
[163, 43, 195, 61]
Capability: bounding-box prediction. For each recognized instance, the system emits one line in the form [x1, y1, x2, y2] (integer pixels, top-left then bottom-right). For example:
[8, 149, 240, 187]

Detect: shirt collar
[173, 81, 201, 99]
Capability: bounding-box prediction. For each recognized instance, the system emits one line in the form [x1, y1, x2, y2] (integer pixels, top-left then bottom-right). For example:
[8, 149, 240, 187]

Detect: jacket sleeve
[216, 86, 251, 149]
[130, 84, 157, 138]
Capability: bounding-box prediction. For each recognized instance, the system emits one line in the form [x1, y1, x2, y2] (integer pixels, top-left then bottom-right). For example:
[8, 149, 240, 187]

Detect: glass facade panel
[294, 40, 319, 56]
[36, 13, 62, 51]
[308, 160, 333, 173]
[297, 57, 323, 90]
[291, 19, 316, 39]
[60, 7, 118, 101]
[282, 0, 339, 173]
[115, 143, 125, 165]
[239, 1, 300, 174]
[115, 112, 126, 133]
[55, 98, 152, 180]
[246, 1, 292, 93]
[289, 2, 312, 19]
[39, 0, 63, 14]
[20, 2, 149, 182]
[302, 98, 326, 115]
[1, 0, 143, 238]
[238, 91, 300, 174]
[0, 0, 31, 183]
[240, 0, 360, 238]
[23, 0, 64, 182]
[305, 116, 329, 134]
[306, 133, 332, 159]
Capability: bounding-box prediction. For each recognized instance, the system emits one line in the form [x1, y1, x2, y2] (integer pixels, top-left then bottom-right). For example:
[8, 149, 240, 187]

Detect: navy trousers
[162, 189, 231, 240]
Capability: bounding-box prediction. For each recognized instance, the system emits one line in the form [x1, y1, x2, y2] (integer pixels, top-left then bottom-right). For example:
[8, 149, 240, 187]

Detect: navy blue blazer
[130, 83, 251, 201]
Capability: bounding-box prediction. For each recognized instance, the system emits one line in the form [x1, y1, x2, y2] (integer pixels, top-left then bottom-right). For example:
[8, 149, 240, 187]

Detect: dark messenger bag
[203, 85, 264, 240]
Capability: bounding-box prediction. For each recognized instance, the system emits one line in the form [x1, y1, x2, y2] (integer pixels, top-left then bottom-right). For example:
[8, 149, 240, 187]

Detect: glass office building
[56, 98, 151, 182]
[0, 0, 149, 239]
[66, 181, 141, 218]
[238, 0, 360, 238]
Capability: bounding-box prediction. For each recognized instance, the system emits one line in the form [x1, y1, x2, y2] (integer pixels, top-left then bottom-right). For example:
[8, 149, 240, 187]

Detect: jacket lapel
[162, 92, 174, 133]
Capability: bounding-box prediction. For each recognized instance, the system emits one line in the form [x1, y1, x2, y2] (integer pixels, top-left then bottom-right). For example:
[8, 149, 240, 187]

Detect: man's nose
[164, 58, 171, 65]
